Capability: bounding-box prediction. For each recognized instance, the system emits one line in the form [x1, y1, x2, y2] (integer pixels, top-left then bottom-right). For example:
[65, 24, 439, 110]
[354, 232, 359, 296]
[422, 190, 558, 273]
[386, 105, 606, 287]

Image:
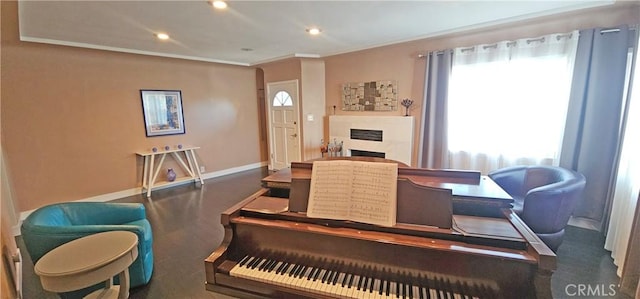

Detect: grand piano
[205, 158, 556, 298]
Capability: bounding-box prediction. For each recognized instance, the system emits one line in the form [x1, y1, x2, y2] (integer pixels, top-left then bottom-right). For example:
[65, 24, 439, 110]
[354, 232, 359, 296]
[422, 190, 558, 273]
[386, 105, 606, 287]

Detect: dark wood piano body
[264, 160, 514, 218]
[205, 161, 557, 299]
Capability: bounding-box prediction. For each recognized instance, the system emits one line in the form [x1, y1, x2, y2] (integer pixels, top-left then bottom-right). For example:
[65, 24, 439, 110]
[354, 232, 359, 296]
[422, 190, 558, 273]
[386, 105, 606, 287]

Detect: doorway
[266, 80, 301, 170]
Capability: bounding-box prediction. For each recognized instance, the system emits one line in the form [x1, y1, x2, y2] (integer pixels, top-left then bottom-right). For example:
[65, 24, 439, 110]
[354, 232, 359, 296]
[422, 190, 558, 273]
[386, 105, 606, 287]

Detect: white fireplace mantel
[329, 115, 414, 166]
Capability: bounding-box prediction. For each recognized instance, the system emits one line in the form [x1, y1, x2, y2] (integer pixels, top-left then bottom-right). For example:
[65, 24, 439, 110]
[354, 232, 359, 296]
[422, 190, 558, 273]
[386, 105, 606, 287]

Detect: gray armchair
[489, 165, 586, 251]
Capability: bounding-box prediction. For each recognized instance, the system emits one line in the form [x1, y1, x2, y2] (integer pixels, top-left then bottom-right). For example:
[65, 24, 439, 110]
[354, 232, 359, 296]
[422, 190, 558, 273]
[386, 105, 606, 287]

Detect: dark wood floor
[18, 167, 632, 299]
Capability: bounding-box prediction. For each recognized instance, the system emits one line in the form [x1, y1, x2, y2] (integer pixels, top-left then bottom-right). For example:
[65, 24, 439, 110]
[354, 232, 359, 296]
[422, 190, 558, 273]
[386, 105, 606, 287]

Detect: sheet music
[307, 160, 398, 227]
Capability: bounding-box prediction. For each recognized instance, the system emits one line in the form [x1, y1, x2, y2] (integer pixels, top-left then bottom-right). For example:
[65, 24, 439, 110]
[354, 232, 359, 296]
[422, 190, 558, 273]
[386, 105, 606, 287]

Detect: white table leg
[146, 154, 155, 198]
[189, 149, 204, 185]
[117, 268, 130, 299]
[141, 156, 149, 190]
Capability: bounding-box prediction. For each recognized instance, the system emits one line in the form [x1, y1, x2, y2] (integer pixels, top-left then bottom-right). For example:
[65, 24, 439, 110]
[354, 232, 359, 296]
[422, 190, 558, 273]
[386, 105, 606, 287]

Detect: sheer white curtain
[447, 31, 579, 174]
[606, 42, 640, 276]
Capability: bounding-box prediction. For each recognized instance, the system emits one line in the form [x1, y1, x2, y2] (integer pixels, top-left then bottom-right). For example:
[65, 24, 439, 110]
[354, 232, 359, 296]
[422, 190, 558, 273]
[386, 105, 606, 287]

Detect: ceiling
[18, 1, 616, 66]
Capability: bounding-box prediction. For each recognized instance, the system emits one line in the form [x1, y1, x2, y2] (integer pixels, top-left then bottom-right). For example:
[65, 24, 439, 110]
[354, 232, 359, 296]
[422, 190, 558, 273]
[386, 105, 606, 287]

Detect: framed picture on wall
[140, 90, 185, 137]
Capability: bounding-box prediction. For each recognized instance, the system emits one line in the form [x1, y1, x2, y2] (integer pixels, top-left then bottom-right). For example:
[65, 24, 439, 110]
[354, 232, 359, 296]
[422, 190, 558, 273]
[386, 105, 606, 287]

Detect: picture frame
[140, 90, 185, 137]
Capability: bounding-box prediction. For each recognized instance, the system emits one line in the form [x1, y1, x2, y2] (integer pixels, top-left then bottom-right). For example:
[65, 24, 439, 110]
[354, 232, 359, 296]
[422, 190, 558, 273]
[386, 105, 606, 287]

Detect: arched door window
[272, 91, 293, 106]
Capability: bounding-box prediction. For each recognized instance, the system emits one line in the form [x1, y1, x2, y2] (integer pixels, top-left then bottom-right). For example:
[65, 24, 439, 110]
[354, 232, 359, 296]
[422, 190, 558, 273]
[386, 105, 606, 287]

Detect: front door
[267, 80, 301, 170]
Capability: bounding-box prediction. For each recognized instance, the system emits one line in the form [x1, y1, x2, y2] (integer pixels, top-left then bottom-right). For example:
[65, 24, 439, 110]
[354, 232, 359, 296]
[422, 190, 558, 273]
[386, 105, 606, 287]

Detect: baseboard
[201, 161, 268, 181]
[12, 161, 268, 236]
[568, 216, 601, 231]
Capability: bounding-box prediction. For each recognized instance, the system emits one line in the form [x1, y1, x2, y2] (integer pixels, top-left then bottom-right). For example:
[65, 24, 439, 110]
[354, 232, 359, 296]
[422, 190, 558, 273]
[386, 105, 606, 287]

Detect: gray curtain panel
[560, 25, 634, 227]
[418, 50, 453, 169]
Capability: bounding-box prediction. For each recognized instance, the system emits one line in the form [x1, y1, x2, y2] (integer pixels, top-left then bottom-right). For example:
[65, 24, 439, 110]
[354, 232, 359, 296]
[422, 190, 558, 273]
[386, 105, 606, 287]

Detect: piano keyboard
[230, 254, 493, 299]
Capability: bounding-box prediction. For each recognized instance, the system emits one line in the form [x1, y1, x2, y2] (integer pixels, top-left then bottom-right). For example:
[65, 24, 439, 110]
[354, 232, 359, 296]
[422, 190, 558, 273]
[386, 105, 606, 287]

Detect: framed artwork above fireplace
[341, 80, 397, 111]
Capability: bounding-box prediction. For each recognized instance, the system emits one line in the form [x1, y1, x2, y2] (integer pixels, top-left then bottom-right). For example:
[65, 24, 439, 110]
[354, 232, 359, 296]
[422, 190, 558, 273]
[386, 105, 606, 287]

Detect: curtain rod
[600, 26, 636, 34]
[417, 25, 638, 58]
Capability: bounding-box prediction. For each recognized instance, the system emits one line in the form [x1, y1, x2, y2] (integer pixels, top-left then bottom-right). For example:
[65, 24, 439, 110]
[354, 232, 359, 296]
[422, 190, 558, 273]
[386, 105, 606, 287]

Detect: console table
[35, 231, 138, 299]
[136, 146, 204, 197]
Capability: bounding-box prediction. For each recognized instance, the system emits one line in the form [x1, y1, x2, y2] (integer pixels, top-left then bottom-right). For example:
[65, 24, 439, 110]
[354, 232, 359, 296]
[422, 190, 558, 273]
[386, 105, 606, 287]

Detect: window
[272, 91, 292, 107]
[446, 32, 578, 173]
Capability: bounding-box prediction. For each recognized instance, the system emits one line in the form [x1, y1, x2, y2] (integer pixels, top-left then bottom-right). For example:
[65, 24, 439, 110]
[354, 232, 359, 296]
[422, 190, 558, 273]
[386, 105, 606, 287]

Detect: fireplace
[329, 115, 414, 165]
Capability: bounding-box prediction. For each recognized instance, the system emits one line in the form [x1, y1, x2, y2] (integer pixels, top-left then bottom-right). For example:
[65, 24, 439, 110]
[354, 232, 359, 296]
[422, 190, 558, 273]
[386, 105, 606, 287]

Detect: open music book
[307, 160, 398, 227]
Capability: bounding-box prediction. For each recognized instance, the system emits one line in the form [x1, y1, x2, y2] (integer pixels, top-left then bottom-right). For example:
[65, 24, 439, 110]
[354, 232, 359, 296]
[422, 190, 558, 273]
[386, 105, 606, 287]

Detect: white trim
[12, 161, 268, 236]
[19, 36, 251, 67]
[200, 161, 268, 181]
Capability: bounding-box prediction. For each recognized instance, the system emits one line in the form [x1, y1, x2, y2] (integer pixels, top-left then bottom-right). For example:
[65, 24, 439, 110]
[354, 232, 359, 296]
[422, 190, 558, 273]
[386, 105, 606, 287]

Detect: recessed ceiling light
[155, 33, 170, 40]
[241, 48, 253, 52]
[209, 1, 227, 9]
[306, 27, 322, 35]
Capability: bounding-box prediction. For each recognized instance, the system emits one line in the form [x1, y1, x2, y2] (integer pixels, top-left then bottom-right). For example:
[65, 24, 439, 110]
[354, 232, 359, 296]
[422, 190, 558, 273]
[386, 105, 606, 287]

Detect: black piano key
[290, 263, 299, 277]
[345, 265, 354, 288]
[369, 267, 378, 293]
[238, 255, 251, 267]
[254, 258, 266, 271]
[287, 263, 298, 277]
[332, 262, 344, 285]
[248, 256, 262, 269]
[369, 276, 376, 293]
[323, 260, 336, 284]
[330, 267, 339, 285]
[385, 277, 391, 296]
[297, 264, 308, 279]
[306, 267, 316, 280]
[365, 275, 373, 293]
[305, 260, 316, 281]
[398, 272, 405, 298]
[405, 272, 412, 299]
[445, 278, 454, 299]
[399, 276, 406, 298]
[390, 281, 398, 298]
[303, 266, 314, 280]
[365, 266, 374, 291]
[276, 261, 288, 275]
[258, 258, 270, 271]
[285, 263, 297, 277]
[295, 264, 307, 278]
[286, 263, 298, 277]
[242, 256, 254, 268]
[243, 256, 256, 269]
[437, 277, 448, 299]
[358, 267, 366, 291]
[419, 274, 429, 299]
[454, 280, 466, 299]
[337, 272, 347, 287]
[268, 259, 280, 272]
[409, 280, 414, 299]
[357, 267, 366, 290]
[260, 258, 271, 271]
[312, 264, 322, 281]
[321, 265, 331, 283]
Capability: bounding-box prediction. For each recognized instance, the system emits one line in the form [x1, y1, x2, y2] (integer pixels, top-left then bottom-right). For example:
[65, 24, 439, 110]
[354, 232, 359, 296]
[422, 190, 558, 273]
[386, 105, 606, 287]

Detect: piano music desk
[262, 164, 513, 217]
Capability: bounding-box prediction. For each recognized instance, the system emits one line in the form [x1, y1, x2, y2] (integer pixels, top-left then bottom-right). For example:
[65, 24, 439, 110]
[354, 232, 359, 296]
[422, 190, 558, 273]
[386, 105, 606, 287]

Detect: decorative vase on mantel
[401, 98, 414, 117]
[167, 168, 177, 182]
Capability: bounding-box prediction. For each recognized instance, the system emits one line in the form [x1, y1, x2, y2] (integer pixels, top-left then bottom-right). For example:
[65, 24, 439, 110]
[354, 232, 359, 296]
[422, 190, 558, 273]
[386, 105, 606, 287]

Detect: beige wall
[324, 3, 640, 166]
[300, 59, 326, 161]
[1, 1, 263, 212]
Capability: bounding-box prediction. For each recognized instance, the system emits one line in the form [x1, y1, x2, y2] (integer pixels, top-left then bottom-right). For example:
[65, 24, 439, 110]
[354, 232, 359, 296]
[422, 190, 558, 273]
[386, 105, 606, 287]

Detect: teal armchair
[21, 202, 153, 298]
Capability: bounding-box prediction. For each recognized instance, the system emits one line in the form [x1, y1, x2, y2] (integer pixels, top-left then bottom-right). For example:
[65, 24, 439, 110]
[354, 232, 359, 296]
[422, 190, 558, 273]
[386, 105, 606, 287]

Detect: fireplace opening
[350, 129, 383, 142]
[351, 149, 385, 158]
